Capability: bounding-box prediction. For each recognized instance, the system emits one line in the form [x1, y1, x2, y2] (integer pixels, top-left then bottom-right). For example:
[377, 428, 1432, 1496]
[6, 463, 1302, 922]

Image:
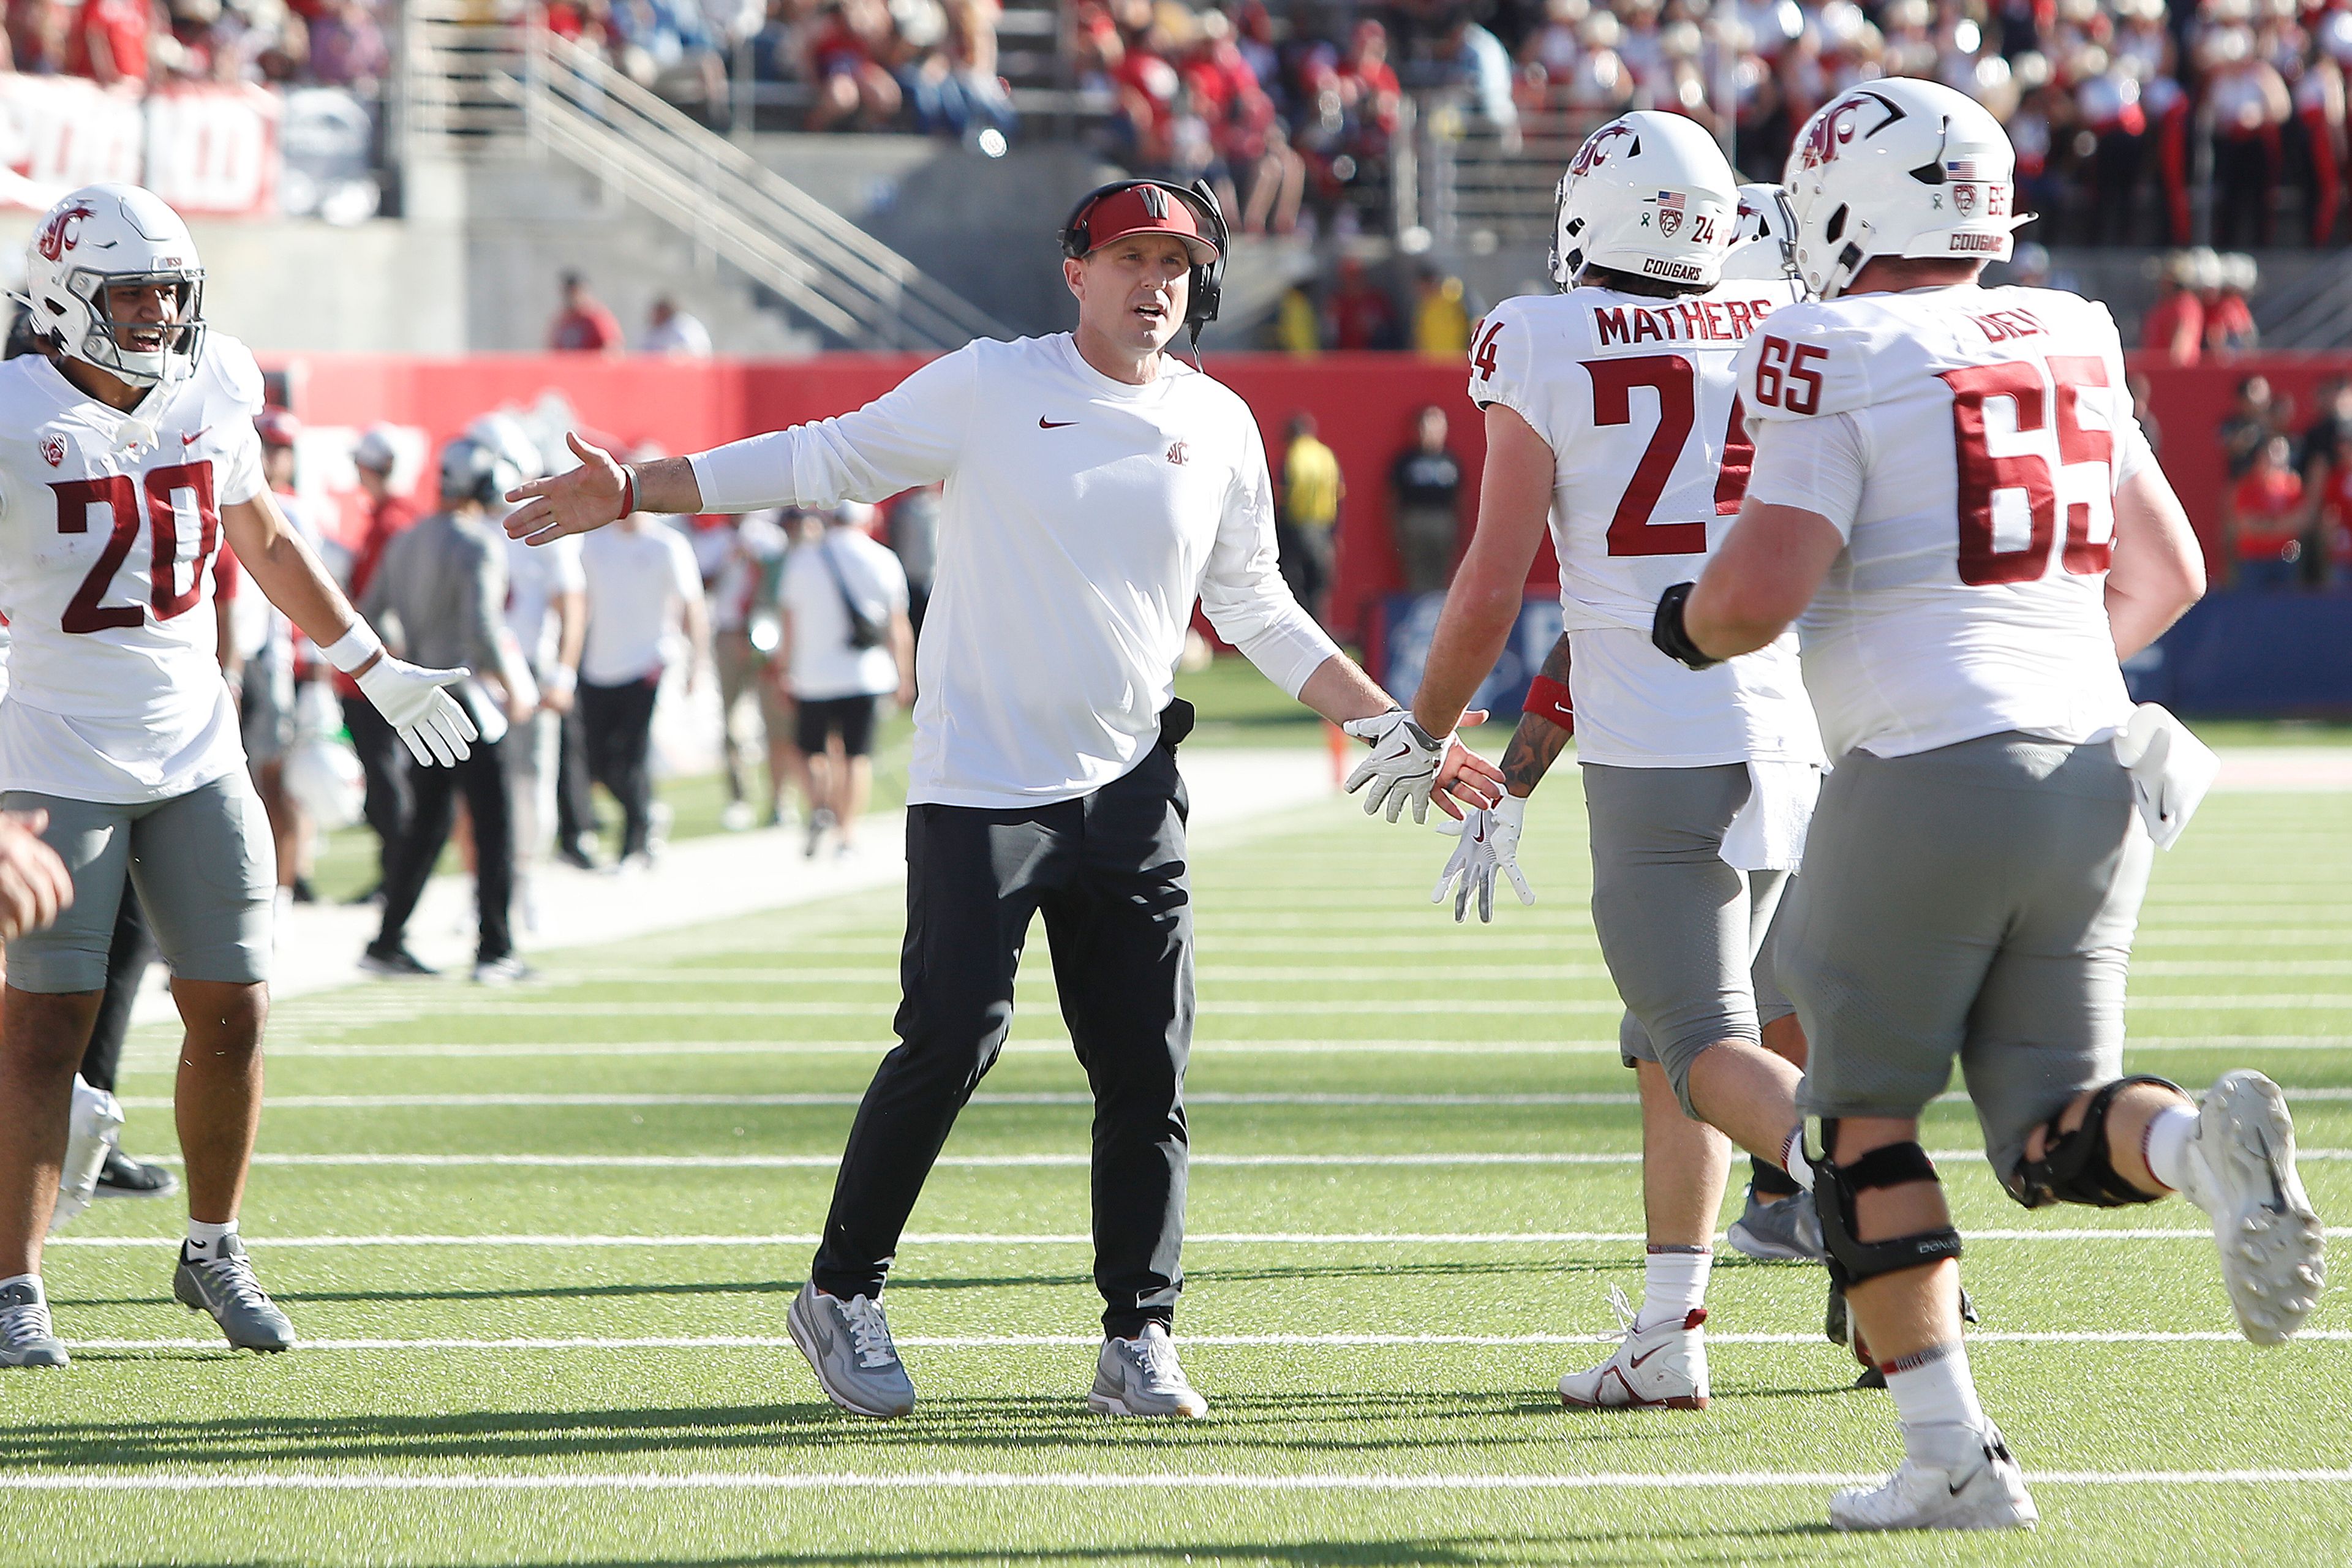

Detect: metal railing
[401, 2, 1013, 349]
[1407, 97, 1613, 247]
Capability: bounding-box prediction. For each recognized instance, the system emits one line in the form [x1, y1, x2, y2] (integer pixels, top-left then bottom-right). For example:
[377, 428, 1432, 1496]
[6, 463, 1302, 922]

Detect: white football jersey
[0, 337, 266, 801]
[1470, 278, 1823, 767]
[1736, 284, 2155, 761]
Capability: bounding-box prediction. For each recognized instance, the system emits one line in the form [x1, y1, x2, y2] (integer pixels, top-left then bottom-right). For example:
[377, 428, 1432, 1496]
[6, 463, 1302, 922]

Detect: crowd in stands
[0, 0, 390, 91]
[2213, 369, 2352, 589]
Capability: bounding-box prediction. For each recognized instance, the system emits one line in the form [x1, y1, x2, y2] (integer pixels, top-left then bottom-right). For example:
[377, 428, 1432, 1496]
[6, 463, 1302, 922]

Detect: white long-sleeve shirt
[690, 333, 1340, 807]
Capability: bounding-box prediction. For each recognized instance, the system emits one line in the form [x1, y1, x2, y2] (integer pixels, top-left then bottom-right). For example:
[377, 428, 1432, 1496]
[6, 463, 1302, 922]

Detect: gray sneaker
[173, 1235, 296, 1352]
[0, 1278, 67, 1368]
[787, 1281, 916, 1418]
[1088, 1322, 1209, 1418]
[1725, 1185, 1826, 1263]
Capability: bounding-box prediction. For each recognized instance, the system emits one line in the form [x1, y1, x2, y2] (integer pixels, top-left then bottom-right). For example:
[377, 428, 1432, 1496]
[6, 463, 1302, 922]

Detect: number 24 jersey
[1469, 277, 1822, 768]
[0, 336, 267, 801]
[1735, 285, 2157, 762]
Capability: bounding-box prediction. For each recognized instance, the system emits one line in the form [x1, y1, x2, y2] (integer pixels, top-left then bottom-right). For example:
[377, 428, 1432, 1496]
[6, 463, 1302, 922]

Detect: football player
[0, 183, 475, 1368]
[1409, 118, 1826, 1412]
[1659, 78, 2324, 1529]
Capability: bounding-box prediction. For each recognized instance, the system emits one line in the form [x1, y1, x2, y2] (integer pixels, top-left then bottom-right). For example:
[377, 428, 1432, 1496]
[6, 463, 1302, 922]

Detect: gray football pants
[1779, 731, 2151, 1189]
[1582, 762, 1787, 1118]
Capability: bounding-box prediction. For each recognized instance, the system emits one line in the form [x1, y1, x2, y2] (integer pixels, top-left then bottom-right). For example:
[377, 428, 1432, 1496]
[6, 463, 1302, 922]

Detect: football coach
[506, 178, 1502, 1421]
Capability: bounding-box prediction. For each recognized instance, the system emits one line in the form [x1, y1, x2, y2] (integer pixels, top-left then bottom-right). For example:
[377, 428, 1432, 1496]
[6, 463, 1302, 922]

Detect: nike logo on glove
[1038, 418, 1077, 429]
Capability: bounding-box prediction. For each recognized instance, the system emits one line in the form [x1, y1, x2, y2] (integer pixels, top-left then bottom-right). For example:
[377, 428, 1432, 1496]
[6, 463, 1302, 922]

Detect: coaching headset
[1058, 178, 1230, 355]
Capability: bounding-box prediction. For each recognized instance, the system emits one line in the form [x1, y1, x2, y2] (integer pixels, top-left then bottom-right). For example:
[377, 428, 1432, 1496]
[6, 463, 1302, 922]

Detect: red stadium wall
[276, 349, 2326, 639]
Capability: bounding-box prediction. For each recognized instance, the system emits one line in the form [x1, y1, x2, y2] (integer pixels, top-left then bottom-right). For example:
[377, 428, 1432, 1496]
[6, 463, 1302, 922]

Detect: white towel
[2111, 703, 2219, 850]
[1720, 760, 1822, 872]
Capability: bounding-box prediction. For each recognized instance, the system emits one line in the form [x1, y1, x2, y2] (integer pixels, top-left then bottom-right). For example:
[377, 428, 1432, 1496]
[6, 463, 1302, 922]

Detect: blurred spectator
[639, 296, 714, 356]
[579, 508, 709, 870]
[805, 0, 903, 131]
[1411, 266, 1472, 356]
[2204, 253, 2259, 356]
[885, 482, 940, 638]
[549, 273, 625, 354]
[67, 0, 151, 84]
[2297, 13, 2346, 246]
[2310, 426, 2352, 585]
[337, 424, 414, 900]
[306, 0, 386, 89]
[502, 510, 585, 931]
[1327, 257, 1398, 350]
[1272, 281, 1321, 355]
[2302, 379, 2352, 484]
[2222, 374, 2278, 478]
[777, 500, 911, 859]
[2204, 25, 2291, 249]
[1275, 410, 1342, 626]
[709, 510, 797, 830]
[1390, 404, 1463, 595]
[2225, 433, 2307, 591]
[2140, 253, 2204, 365]
[247, 409, 320, 908]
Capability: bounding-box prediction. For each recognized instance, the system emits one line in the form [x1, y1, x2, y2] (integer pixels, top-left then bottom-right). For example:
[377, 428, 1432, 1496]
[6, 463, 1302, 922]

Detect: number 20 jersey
[1470, 277, 1823, 767]
[1735, 285, 2156, 762]
[0, 336, 267, 801]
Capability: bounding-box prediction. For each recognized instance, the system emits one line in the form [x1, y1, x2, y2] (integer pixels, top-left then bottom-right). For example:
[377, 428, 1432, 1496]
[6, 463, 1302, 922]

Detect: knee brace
[1812, 1125, 1964, 1291]
[2008, 1073, 2182, 1210]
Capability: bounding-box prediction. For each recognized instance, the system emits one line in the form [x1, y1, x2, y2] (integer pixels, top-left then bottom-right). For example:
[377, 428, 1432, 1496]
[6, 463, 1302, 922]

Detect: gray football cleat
[2174, 1069, 2326, 1344]
[787, 1281, 916, 1419]
[0, 1278, 68, 1368]
[1725, 1185, 1825, 1262]
[1088, 1322, 1209, 1418]
[173, 1235, 296, 1352]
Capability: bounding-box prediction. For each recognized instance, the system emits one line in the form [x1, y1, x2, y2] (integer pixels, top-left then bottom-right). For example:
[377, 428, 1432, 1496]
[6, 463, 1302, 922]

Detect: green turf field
[7, 763, 2350, 1565]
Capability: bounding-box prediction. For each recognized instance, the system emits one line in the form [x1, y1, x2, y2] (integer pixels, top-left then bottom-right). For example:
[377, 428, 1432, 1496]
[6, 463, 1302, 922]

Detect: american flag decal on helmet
[1656, 189, 1686, 236]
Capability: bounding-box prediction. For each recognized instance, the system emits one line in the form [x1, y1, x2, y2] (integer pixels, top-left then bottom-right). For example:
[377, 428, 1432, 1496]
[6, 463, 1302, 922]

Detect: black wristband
[1651, 581, 1721, 671]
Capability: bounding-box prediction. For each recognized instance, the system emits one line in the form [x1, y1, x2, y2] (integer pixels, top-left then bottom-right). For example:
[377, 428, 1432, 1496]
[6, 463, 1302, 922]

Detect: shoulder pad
[1734, 300, 1874, 424]
[203, 333, 265, 413]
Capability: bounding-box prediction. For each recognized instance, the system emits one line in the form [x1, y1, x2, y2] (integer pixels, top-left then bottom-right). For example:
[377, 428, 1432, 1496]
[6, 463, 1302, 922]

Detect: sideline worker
[507, 177, 1502, 1423]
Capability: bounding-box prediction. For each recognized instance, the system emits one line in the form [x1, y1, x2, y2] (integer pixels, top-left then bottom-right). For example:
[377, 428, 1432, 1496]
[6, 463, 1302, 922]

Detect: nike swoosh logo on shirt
[1038, 418, 1077, 429]
[181, 426, 211, 447]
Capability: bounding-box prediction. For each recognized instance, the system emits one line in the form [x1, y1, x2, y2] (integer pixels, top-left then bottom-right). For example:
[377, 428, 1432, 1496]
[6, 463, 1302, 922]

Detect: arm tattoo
[1499, 633, 1574, 799]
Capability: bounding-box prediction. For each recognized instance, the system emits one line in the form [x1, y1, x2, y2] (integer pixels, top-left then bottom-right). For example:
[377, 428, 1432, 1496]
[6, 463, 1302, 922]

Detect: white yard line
[56, 1329, 2352, 1353]
[110, 1087, 2352, 1110]
[49, 1227, 2352, 1248]
[129, 1148, 2352, 1170]
[6, 1469, 2351, 1494]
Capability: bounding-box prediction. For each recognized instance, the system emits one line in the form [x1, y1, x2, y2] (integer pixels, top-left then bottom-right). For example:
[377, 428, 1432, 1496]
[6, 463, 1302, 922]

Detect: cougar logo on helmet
[1796, 89, 1909, 172]
[1569, 122, 1637, 177]
[35, 204, 94, 263]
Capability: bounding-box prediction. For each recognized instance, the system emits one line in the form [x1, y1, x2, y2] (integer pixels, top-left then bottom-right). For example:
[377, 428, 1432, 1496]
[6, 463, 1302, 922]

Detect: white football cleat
[1831, 1423, 2038, 1532]
[1558, 1287, 1708, 1410]
[2174, 1070, 2326, 1344]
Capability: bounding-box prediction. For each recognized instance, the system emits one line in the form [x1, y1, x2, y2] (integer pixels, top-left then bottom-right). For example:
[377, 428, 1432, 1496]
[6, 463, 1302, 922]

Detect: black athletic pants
[580, 675, 660, 860]
[554, 707, 597, 850]
[374, 728, 514, 964]
[341, 694, 410, 886]
[812, 704, 1196, 1337]
[76, 876, 154, 1095]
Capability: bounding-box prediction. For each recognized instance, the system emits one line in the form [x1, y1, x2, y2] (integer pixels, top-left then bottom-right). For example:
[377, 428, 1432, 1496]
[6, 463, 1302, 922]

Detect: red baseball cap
[255, 407, 301, 449]
[1075, 184, 1219, 265]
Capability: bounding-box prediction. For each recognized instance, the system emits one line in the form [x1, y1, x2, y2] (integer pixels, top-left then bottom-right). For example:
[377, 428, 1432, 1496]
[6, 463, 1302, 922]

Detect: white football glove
[356, 655, 478, 767]
[1433, 794, 1537, 924]
[1342, 707, 1453, 823]
[48, 1075, 123, 1235]
[2112, 702, 2219, 850]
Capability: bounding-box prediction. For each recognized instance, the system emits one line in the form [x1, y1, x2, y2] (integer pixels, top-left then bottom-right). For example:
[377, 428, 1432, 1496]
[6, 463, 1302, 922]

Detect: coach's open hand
[0, 811, 71, 941]
[503, 434, 632, 545]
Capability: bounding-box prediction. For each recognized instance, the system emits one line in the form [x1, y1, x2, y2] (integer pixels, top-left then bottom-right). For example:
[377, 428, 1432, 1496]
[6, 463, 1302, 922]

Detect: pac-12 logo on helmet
[35, 203, 94, 263]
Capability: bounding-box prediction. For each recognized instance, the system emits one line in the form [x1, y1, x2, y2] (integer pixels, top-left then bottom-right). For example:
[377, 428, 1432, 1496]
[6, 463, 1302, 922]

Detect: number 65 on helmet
[21, 182, 206, 389]
[1781, 77, 2033, 301]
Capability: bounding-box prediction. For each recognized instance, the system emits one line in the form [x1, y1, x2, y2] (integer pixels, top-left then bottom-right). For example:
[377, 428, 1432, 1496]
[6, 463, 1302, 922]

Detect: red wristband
[1523, 674, 1574, 733]
[619, 464, 639, 518]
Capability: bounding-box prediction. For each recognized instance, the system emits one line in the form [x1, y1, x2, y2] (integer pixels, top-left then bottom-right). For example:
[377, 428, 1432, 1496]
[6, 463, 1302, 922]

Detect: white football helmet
[1782, 77, 2030, 300]
[1550, 111, 1740, 290]
[1719, 182, 1804, 284]
[21, 183, 205, 388]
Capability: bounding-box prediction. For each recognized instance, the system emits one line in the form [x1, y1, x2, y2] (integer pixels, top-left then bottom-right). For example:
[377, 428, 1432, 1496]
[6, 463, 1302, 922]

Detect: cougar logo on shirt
[1796, 89, 1908, 172]
[1568, 122, 1637, 178]
[38, 435, 64, 468]
[1166, 440, 1189, 466]
[35, 203, 94, 262]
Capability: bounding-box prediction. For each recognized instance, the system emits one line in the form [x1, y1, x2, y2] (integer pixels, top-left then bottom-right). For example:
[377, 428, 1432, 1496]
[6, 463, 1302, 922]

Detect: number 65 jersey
[0, 335, 267, 801]
[1735, 285, 2156, 763]
[1470, 276, 1822, 768]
